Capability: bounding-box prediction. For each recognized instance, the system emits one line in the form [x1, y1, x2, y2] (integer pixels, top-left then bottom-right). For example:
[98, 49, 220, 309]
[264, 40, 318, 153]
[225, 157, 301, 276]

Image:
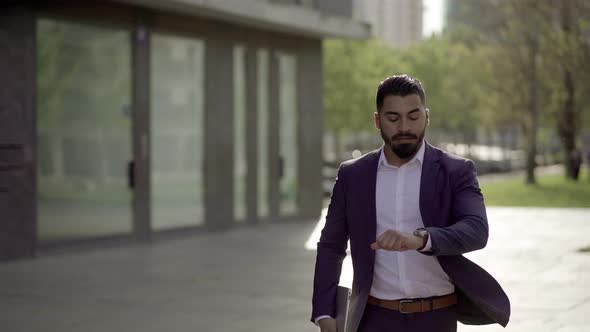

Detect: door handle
[127, 160, 135, 189]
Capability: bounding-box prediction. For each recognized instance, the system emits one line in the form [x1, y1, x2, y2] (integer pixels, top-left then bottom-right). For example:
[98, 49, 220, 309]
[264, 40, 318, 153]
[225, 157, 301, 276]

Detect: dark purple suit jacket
[312, 143, 510, 331]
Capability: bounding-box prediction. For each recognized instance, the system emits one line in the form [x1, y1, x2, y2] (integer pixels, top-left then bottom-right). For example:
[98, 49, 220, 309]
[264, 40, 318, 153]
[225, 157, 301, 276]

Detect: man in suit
[312, 75, 510, 332]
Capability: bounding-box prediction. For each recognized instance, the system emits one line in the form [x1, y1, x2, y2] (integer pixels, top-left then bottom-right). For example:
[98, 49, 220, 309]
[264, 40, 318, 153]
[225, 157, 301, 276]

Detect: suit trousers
[357, 303, 457, 332]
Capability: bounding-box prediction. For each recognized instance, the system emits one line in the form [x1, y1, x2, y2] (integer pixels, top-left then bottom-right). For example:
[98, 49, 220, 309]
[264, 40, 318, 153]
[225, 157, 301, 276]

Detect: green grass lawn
[481, 170, 590, 208]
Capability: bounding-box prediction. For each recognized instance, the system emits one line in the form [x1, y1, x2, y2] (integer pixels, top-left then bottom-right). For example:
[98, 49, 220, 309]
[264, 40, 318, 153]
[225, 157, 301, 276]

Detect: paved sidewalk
[1, 207, 589, 332]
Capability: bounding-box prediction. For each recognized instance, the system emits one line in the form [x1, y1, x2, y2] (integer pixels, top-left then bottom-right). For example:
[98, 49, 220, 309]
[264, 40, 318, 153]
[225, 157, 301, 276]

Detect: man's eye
[388, 117, 398, 122]
[409, 116, 419, 121]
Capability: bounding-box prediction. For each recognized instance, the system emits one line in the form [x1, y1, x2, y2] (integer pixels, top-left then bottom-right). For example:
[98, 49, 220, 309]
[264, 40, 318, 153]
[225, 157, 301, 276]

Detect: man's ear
[374, 112, 380, 130]
[425, 108, 430, 127]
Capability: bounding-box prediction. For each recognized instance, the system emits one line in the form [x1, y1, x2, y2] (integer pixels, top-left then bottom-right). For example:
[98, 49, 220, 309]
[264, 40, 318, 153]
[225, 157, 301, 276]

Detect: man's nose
[398, 118, 410, 132]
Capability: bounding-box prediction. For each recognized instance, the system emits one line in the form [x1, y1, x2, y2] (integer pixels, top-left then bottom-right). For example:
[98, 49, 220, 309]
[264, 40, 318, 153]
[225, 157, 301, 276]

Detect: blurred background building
[353, 0, 424, 47]
[0, 0, 370, 261]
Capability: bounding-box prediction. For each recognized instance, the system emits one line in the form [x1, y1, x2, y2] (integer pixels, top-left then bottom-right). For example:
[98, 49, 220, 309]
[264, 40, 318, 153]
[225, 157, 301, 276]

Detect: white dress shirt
[370, 141, 454, 300]
[315, 141, 454, 325]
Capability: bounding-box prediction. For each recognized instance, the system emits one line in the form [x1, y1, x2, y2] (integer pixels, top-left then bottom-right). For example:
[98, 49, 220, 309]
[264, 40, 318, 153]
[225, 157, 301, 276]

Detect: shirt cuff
[418, 234, 432, 252]
[314, 315, 333, 326]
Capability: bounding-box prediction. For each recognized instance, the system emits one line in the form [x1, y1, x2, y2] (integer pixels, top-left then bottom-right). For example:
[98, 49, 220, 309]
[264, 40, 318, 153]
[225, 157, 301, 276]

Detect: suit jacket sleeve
[425, 160, 489, 256]
[311, 165, 349, 322]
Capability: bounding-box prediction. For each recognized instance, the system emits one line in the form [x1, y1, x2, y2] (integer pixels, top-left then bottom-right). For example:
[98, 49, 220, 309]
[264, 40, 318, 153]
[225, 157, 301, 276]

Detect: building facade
[0, 0, 369, 261]
[353, 0, 423, 47]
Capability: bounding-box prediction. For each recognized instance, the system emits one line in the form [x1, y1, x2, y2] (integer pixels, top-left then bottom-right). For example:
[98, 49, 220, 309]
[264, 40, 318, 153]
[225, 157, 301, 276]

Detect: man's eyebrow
[384, 108, 421, 116]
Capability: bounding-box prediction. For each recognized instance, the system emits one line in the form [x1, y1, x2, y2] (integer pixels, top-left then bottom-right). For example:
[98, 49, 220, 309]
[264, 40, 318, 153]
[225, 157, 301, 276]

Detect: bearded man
[311, 74, 510, 332]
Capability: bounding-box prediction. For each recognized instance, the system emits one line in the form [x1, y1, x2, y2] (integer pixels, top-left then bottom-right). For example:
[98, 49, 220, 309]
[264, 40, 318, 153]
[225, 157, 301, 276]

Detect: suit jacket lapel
[420, 142, 440, 228]
[364, 149, 380, 267]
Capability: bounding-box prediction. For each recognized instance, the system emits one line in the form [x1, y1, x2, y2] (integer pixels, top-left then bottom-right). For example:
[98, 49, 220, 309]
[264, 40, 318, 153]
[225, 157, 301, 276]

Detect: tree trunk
[524, 121, 537, 185]
[525, 41, 539, 185]
[557, 1, 579, 181]
[559, 69, 577, 180]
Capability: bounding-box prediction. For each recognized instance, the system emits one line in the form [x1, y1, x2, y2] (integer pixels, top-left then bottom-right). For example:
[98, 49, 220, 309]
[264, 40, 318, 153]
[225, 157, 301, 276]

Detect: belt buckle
[399, 300, 413, 314]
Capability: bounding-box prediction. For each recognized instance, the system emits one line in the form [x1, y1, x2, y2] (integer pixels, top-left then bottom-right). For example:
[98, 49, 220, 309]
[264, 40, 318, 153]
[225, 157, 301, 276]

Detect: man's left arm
[423, 160, 489, 256]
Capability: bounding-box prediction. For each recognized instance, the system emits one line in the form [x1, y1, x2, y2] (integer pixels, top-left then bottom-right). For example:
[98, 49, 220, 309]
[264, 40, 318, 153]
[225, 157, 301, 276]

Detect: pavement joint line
[565, 295, 590, 311]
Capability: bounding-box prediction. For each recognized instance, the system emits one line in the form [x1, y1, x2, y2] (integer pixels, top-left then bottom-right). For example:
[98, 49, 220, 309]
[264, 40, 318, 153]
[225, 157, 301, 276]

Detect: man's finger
[370, 242, 380, 250]
[399, 236, 410, 250]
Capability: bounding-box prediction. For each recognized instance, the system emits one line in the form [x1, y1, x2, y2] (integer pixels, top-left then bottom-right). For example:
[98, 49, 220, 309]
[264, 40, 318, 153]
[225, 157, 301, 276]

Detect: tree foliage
[323, 35, 495, 140]
[323, 0, 590, 183]
[323, 39, 403, 134]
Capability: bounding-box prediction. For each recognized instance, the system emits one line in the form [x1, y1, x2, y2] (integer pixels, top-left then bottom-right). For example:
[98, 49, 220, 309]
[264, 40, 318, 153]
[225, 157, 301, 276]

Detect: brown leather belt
[367, 293, 457, 314]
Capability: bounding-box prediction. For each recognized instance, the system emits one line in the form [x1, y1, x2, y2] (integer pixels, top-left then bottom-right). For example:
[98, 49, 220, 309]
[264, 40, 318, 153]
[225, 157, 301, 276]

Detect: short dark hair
[375, 74, 426, 112]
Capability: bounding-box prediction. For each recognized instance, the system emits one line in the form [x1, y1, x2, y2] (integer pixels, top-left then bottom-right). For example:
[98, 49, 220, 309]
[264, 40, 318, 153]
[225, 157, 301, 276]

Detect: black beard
[392, 142, 419, 159]
[379, 126, 426, 160]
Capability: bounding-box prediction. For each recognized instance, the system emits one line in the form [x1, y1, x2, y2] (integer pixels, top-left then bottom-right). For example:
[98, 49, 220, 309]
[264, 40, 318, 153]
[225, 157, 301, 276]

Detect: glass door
[36, 18, 132, 241]
[150, 33, 205, 230]
[278, 53, 299, 216]
[233, 45, 247, 223]
[257, 49, 270, 220]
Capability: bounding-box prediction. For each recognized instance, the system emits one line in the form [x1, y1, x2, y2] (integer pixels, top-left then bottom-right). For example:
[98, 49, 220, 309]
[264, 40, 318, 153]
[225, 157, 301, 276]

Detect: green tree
[446, 0, 590, 183]
[446, 0, 557, 184]
[543, 1, 590, 180]
[323, 39, 406, 157]
[323, 35, 498, 160]
[402, 34, 495, 151]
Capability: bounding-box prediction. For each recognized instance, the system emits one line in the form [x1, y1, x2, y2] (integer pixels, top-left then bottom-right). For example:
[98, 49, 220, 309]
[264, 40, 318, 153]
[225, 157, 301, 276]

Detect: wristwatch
[413, 228, 429, 251]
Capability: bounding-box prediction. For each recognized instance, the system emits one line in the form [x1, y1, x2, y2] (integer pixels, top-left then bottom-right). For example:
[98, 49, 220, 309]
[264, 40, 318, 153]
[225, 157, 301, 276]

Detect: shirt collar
[378, 140, 426, 169]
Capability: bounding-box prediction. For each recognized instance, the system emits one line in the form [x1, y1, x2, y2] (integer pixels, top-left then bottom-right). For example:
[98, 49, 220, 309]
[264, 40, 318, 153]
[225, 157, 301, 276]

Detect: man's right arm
[311, 165, 349, 324]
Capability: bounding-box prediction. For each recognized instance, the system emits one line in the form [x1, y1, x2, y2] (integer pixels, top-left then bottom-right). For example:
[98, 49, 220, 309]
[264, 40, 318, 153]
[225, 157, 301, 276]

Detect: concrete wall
[268, 0, 315, 8]
[204, 32, 235, 230]
[118, 0, 370, 40]
[0, 5, 37, 260]
[268, 0, 300, 5]
[317, 0, 353, 18]
[354, 0, 423, 47]
[297, 39, 324, 219]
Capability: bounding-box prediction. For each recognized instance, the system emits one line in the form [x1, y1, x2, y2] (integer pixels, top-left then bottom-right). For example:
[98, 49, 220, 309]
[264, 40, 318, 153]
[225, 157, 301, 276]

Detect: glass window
[36, 19, 132, 241]
[257, 49, 270, 219]
[278, 53, 299, 216]
[233, 45, 247, 222]
[151, 34, 205, 230]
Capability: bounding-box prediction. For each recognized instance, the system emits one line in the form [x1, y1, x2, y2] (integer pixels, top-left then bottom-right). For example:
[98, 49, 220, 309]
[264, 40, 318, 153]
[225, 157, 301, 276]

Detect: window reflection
[151, 34, 205, 230]
[36, 19, 132, 241]
[278, 53, 299, 215]
[234, 45, 247, 222]
[257, 49, 270, 219]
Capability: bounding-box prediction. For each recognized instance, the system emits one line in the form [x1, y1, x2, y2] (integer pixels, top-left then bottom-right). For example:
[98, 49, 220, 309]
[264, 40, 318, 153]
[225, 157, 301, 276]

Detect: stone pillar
[204, 33, 234, 230]
[131, 22, 152, 241]
[0, 4, 37, 261]
[297, 39, 324, 219]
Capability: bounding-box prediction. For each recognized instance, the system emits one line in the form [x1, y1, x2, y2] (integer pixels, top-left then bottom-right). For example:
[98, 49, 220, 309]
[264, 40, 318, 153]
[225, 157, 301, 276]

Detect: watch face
[413, 229, 428, 250]
[414, 229, 427, 238]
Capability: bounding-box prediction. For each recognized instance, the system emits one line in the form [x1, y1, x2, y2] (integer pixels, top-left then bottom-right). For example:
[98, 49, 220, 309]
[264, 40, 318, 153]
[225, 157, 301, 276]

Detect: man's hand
[318, 317, 337, 332]
[370, 229, 424, 251]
